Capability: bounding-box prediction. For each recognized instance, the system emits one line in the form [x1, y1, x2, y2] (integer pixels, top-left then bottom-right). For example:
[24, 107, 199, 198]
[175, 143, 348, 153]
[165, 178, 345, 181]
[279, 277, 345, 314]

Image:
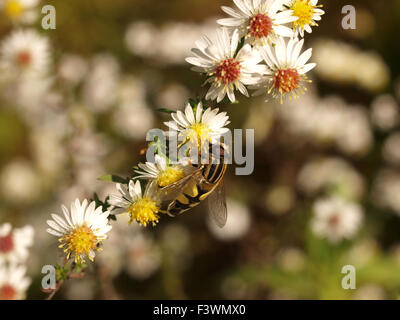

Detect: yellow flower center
[291, 0, 315, 29]
[60, 225, 98, 263]
[187, 123, 211, 147]
[4, 0, 24, 19]
[157, 167, 185, 187]
[128, 198, 159, 227]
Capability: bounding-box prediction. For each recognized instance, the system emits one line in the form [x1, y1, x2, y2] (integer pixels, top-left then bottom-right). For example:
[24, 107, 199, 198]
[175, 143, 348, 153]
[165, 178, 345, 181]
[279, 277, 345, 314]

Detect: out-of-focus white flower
[298, 157, 365, 201]
[83, 54, 120, 113]
[125, 20, 218, 65]
[73, 164, 106, 197]
[311, 197, 364, 244]
[313, 39, 389, 92]
[0, 264, 31, 300]
[96, 215, 132, 278]
[372, 169, 400, 215]
[243, 98, 275, 145]
[370, 95, 400, 131]
[117, 76, 147, 108]
[279, 95, 373, 157]
[164, 102, 230, 152]
[125, 21, 159, 58]
[0, 0, 39, 24]
[264, 185, 296, 215]
[58, 54, 88, 86]
[207, 199, 251, 241]
[111, 77, 154, 139]
[308, 96, 346, 143]
[69, 130, 109, 166]
[277, 247, 305, 272]
[156, 83, 190, 110]
[125, 232, 161, 280]
[46, 199, 112, 263]
[383, 132, 400, 166]
[282, 0, 324, 37]
[30, 129, 67, 178]
[0, 159, 41, 204]
[256, 37, 315, 103]
[1, 76, 54, 115]
[112, 104, 154, 140]
[0, 224, 34, 264]
[336, 106, 373, 157]
[0, 29, 51, 79]
[186, 28, 266, 103]
[218, 0, 296, 46]
[354, 285, 386, 300]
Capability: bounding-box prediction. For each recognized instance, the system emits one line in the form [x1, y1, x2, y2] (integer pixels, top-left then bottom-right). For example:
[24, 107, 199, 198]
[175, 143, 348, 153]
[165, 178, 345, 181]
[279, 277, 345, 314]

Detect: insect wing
[207, 182, 227, 228]
[157, 167, 203, 203]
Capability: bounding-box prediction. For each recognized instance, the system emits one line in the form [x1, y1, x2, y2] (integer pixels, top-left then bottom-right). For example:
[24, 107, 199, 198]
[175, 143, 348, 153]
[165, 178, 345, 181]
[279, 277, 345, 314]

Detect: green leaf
[98, 174, 127, 184]
[157, 108, 175, 114]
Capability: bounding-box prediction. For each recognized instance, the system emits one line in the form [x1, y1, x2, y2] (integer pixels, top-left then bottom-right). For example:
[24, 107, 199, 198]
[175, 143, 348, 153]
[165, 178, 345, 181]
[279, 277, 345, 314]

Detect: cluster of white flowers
[0, 0, 327, 298]
[278, 94, 374, 157]
[0, 223, 34, 299]
[44, 0, 324, 266]
[313, 39, 390, 92]
[187, 0, 323, 103]
[297, 157, 366, 201]
[125, 19, 218, 65]
[0, 0, 52, 112]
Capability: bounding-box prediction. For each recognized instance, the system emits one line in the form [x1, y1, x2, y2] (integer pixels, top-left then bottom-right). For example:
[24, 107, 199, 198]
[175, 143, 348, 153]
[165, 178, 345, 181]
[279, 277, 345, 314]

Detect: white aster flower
[109, 180, 161, 227]
[311, 197, 364, 244]
[164, 102, 230, 152]
[282, 0, 324, 37]
[0, 0, 39, 24]
[0, 29, 51, 78]
[0, 264, 31, 300]
[134, 154, 193, 188]
[186, 28, 266, 103]
[207, 199, 251, 241]
[217, 0, 297, 46]
[256, 37, 316, 102]
[46, 199, 112, 263]
[0, 224, 34, 264]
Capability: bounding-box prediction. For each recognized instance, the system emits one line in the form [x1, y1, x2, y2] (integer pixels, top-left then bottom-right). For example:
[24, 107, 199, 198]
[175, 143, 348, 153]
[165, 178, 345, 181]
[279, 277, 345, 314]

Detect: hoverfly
[157, 143, 228, 228]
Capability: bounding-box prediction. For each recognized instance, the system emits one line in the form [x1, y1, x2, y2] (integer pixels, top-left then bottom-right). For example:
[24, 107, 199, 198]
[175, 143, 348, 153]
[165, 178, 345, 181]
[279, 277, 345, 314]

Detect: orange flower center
[0, 234, 14, 253]
[273, 68, 300, 93]
[248, 14, 273, 39]
[16, 51, 31, 67]
[329, 215, 341, 227]
[215, 58, 241, 85]
[0, 285, 16, 300]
